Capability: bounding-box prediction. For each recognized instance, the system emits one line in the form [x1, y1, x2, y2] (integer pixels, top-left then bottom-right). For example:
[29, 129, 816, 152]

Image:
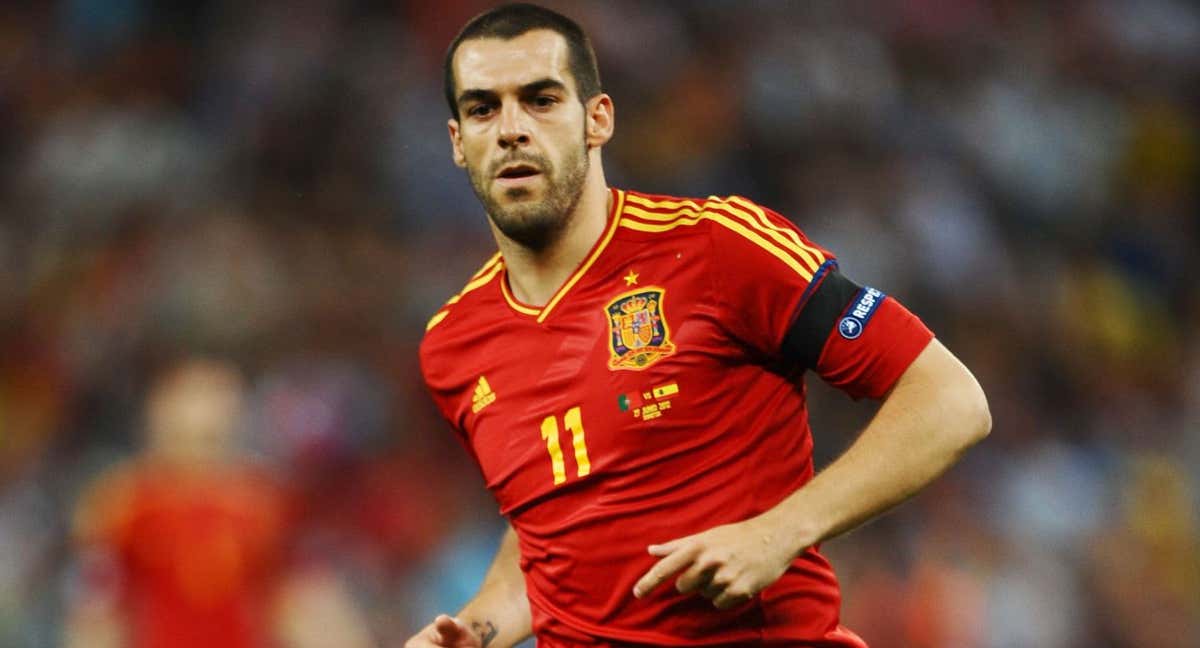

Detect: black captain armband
[780, 267, 863, 370]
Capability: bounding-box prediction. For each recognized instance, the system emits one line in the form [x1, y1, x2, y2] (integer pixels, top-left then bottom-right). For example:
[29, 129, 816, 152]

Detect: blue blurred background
[1, 1, 1197, 646]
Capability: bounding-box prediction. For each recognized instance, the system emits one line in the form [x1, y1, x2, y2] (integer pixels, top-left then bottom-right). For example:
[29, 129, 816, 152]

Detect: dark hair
[443, 3, 602, 119]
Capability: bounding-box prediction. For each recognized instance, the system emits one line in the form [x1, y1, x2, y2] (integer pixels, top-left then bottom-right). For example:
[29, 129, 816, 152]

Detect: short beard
[468, 144, 589, 252]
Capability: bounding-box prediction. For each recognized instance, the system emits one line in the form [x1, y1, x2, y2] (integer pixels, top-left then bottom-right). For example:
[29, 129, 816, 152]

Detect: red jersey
[75, 461, 290, 648]
[420, 189, 933, 645]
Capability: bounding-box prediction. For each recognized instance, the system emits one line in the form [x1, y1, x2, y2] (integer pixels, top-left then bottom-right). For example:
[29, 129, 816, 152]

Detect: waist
[523, 546, 847, 645]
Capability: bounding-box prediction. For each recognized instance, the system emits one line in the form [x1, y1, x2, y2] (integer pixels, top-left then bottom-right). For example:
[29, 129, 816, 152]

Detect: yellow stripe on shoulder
[618, 210, 813, 281]
[458, 261, 504, 298]
[425, 310, 449, 331]
[625, 194, 701, 211]
[426, 258, 505, 332]
[724, 196, 825, 267]
[624, 194, 822, 271]
[470, 252, 503, 280]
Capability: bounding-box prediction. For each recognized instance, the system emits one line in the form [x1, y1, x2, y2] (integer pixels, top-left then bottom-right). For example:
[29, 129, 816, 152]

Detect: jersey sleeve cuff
[814, 296, 935, 400]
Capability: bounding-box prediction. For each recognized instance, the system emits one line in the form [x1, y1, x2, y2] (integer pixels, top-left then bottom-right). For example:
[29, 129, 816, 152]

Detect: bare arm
[635, 339, 991, 607]
[406, 525, 531, 648]
[763, 338, 990, 547]
[455, 525, 531, 647]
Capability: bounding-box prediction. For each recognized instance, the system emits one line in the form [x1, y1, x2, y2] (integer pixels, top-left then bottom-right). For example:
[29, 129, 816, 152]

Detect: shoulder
[617, 189, 829, 276]
[420, 252, 505, 374]
[422, 252, 503, 334]
[616, 190, 798, 241]
[73, 461, 140, 543]
[615, 189, 740, 239]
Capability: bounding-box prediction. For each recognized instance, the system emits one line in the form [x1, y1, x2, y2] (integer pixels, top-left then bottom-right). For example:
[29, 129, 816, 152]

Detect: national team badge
[605, 287, 676, 371]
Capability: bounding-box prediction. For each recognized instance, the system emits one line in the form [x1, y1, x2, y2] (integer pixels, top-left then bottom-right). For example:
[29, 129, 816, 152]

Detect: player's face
[448, 30, 592, 250]
[146, 361, 245, 464]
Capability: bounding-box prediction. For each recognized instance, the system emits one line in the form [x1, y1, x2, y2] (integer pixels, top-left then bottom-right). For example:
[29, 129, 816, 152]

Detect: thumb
[432, 615, 469, 642]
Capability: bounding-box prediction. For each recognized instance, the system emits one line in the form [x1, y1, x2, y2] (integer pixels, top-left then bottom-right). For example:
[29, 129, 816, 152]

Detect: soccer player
[68, 359, 291, 648]
[411, 4, 990, 647]
[68, 359, 374, 648]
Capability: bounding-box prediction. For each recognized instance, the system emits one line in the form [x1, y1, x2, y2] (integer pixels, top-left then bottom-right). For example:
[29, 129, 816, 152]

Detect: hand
[404, 615, 483, 648]
[632, 516, 798, 610]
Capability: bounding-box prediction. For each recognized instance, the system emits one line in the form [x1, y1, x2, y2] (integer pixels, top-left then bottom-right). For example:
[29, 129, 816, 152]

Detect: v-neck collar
[499, 188, 625, 324]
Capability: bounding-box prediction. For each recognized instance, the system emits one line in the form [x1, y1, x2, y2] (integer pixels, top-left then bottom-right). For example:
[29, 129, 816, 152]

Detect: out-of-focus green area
[0, 1, 1196, 646]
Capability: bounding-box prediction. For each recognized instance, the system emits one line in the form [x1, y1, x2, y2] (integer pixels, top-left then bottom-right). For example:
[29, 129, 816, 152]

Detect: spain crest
[605, 287, 676, 371]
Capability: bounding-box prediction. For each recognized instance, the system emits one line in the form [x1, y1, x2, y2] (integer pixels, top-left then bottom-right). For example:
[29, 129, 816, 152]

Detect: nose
[497, 102, 530, 149]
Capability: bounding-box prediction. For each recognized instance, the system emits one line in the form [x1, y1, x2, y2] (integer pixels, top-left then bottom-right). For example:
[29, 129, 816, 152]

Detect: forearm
[456, 525, 531, 648]
[762, 339, 991, 552]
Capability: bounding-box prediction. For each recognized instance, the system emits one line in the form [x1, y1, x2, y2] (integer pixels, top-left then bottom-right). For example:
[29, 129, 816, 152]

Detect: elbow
[971, 394, 992, 446]
[958, 373, 991, 448]
[896, 339, 992, 451]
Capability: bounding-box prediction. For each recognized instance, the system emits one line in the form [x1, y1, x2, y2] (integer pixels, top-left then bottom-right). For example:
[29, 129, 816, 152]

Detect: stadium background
[1, 0, 1197, 646]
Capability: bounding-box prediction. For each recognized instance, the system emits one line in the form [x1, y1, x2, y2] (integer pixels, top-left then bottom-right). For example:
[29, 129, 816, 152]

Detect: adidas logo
[472, 376, 497, 413]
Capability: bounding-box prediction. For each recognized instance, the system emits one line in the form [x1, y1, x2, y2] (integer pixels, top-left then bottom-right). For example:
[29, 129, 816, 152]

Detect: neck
[496, 160, 610, 307]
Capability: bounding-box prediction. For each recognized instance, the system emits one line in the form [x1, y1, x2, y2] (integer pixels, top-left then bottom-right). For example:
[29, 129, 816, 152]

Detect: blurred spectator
[63, 358, 371, 648]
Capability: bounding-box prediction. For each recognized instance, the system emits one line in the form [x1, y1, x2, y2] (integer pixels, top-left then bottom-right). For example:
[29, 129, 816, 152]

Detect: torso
[421, 188, 865, 646]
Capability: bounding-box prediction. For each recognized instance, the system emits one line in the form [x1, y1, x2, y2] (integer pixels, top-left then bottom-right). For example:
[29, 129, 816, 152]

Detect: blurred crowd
[0, 0, 1197, 646]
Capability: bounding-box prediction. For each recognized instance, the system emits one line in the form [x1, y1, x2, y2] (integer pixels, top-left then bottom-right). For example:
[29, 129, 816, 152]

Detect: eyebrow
[457, 78, 569, 108]
[519, 78, 568, 96]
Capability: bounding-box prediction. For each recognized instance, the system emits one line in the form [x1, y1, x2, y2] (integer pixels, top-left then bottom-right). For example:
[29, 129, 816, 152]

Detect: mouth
[495, 163, 543, 185]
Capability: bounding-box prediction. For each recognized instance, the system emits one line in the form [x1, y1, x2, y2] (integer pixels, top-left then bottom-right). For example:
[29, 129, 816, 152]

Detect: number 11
[540, 406, 590, 485]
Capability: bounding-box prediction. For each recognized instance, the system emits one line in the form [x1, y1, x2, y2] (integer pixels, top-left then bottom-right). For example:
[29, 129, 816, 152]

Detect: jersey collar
[500, 187, 626, 323]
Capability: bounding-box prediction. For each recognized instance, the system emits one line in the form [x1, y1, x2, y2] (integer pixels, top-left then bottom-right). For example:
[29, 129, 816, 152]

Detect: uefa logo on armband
[838, 317, 863, 339]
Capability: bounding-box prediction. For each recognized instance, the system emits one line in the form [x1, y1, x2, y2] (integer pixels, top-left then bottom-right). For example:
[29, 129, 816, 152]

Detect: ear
[447, 118, 466, 168]
[585, 93, 614, 149]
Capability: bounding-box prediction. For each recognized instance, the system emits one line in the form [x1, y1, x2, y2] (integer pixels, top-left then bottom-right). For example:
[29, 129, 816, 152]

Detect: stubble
[467, 143, 589, 252]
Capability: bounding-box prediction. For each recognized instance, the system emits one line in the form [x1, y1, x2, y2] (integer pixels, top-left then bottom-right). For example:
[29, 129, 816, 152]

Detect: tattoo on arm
[470, 621, 498, 647]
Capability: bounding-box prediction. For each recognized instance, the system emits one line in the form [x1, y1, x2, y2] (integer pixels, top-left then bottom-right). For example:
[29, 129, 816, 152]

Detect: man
[68, 359, 289, 648]
[68, 358, 374, 648]
[412, 4, 990, 646]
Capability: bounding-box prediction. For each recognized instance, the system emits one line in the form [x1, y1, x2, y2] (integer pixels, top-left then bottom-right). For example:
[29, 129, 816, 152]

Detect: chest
[454, 248, 749, 510]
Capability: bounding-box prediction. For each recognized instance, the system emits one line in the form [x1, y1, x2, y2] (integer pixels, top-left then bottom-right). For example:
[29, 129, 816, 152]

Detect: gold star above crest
[624, 270, 639, 286]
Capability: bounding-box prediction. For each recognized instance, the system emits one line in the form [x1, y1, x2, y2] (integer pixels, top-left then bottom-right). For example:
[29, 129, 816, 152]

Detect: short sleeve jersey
[419, 189, 933, 646]
[74, 461, 290, 648]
